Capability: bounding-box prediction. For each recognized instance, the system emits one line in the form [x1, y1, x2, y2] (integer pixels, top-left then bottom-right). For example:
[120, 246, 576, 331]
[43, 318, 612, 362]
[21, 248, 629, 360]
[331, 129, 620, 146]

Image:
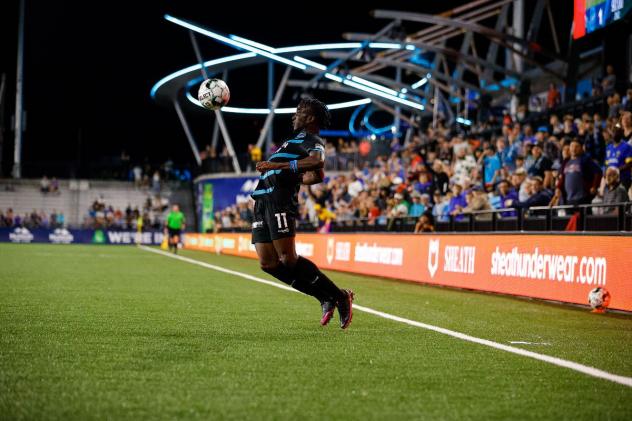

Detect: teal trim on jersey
[270, 152, 300, 160]
[259, 169, 282, 180]
[252, 186, 275, 196]
[286, 139, 304, 144]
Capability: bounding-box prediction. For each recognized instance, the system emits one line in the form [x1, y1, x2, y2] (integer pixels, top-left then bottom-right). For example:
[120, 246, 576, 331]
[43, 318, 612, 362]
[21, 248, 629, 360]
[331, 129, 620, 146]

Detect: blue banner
[195, 175, 259, 232]
[0, 227, 165, 245]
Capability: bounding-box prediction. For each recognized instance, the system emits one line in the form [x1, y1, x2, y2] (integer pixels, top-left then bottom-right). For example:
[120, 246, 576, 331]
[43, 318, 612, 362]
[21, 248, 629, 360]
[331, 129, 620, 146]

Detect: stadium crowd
[83, 195, 170, 230]
[212, 79, 632, 233]
[0, 208, 66, 229]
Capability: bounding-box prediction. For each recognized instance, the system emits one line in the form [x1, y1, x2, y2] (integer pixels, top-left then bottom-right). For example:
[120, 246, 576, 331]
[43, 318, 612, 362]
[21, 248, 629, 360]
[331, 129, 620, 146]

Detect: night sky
[0, 1, 574, 177]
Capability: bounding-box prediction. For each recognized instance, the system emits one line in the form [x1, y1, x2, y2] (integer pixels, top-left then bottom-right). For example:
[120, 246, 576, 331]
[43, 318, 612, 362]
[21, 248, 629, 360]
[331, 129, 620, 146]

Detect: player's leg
[272, 236, 353, 328]
[255, 241, 294, 286]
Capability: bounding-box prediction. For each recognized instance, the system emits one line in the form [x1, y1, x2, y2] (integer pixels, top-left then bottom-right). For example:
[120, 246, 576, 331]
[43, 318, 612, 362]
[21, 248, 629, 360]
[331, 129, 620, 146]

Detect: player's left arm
[256, 150, 324, 174]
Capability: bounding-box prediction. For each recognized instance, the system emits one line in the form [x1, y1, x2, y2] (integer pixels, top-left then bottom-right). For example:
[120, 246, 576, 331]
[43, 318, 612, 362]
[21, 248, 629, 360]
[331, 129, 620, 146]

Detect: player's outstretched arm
[255, 150, 324, 173]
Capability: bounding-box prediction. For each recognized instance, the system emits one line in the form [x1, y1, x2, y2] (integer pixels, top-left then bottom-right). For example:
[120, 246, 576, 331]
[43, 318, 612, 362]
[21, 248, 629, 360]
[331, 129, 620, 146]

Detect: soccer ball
[198, 78, 230, 110]
[588, 287, 611, 311]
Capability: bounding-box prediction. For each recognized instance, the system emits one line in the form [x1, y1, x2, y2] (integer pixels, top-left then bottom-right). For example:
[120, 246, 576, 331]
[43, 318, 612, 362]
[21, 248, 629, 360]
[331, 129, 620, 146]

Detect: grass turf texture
[0, 244, 631, 420]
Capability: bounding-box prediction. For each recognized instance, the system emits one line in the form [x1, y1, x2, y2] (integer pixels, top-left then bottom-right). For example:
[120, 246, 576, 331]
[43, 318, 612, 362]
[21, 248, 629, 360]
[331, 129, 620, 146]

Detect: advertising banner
[195, 175, 259, 233]
[0, 227, 164, 245]
[183, 232, 632, 312]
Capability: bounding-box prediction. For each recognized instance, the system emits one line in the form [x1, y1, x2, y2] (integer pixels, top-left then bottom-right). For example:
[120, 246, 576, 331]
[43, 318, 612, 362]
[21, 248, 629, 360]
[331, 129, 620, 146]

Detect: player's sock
[262, 262, 329, 303]
[292, 256, 344, 303]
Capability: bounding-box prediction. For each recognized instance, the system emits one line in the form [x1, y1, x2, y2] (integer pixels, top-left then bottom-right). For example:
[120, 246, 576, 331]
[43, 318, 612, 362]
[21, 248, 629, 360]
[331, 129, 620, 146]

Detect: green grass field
[1, 243, 631, 420]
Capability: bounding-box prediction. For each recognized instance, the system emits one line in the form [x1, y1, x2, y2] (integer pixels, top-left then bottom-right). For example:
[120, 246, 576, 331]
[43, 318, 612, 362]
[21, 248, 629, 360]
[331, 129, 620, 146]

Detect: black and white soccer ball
[588, 287, 610, 310]
[198, 78, 230, 110]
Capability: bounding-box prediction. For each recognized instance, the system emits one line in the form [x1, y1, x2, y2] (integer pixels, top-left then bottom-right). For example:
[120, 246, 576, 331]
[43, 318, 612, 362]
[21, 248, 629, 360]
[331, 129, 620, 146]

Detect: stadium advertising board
[184, 233, 632, 312]
[195, 176, 259, 233]
[0, 228, 164, 245]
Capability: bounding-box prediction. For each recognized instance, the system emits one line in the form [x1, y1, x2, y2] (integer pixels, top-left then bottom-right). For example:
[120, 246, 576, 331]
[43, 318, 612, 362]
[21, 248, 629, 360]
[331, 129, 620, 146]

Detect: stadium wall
[0, 227, 164, 245]
[183, 233, 632, 312]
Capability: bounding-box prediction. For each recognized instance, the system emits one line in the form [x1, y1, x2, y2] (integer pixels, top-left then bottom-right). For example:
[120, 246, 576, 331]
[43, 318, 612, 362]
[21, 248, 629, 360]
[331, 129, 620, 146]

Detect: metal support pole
[394, 67, 401, 135]
[173, 99, 202, 166]
[256, 66, 292, 151]
[512, 0, 524, 73]
[214, 110, 241, 174]
[266, 61, 274, 156]
[189, 31, 209, 79]
[13, 0, 25, 178]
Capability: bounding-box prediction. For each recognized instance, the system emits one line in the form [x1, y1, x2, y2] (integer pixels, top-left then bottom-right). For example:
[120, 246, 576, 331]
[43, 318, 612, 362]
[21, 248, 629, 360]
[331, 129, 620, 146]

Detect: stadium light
[185, 91, 371, 114]
[157, 17, 424, 111]
[293, 56, 327, 70]
[150, 52, 255, 98]
[164, 15, 307, 70]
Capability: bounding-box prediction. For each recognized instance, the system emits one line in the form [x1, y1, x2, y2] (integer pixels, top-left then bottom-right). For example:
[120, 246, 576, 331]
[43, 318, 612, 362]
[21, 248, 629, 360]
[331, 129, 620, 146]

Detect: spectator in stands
[608, 93, 623, 119]
[414, 212, 435, 233]
[549, 115, 563, 136]
[152, 171, 161, 194]
[431, 160, 450, 195]
[511, 168, 529, 202]
[464, 185, 492, 218]
[579, 116, 605, 163]
[527, 142, 553, 189]
[601, 64, 616, 94]
[409, 192, 425, 217]
[606, 123, 632, 189]
[600, 167, 629, 214]
[624, 89, 632, 113]
[509, 176, 553, 209]
[495, 180, 518, 218]
[133, 165, 142, 187]
[40, 176, 50, 193]
[546, 83, 561, 109]
[562, 115, 576, 137]
[452, 146, 476, 187]
[448, 184, 467, 221]
[621, 112, 632, 144]
[553, 139, 602, 206]
[248, 144, 262, 171]
[480, 144, 501, 190]
[347, 174, 364, 198]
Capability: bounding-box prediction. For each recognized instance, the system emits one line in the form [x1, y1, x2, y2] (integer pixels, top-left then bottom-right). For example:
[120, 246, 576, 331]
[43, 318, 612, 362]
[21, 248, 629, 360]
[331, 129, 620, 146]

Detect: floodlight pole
[173, 98, 202, 166]
[214, 110, 241, 174]
[13, 0, 25, 179]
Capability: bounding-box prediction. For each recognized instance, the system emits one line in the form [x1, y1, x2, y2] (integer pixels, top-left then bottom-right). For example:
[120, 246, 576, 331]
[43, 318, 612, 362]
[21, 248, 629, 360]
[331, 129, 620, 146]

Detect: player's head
[292, 97, 331, 132]
[172, 204, 180, 212]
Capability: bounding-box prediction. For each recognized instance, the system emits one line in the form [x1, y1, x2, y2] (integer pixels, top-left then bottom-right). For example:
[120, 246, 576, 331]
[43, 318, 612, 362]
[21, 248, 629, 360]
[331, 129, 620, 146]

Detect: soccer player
[253, 98, 353, 329]
[165, 204, 185, 254]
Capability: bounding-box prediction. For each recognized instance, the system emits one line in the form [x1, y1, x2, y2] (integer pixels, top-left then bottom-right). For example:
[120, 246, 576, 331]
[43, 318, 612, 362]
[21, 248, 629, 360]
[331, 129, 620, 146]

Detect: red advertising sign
[184, 233, 632, 312]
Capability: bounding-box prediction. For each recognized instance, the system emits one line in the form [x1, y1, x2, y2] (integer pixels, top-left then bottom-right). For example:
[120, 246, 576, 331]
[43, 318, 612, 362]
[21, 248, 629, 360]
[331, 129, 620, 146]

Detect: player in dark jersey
[253, 98, 353, 329]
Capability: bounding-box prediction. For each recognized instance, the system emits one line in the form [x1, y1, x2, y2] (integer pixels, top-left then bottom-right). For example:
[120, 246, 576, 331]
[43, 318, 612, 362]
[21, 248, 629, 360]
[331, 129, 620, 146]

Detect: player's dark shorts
[251, 198, 296, 244]
[167, 227, 181, 238]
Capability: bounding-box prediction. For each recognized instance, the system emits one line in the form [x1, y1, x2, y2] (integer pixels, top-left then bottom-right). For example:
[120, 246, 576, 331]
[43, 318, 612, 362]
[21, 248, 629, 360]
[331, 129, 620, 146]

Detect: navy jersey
[252, 130, 325, 206]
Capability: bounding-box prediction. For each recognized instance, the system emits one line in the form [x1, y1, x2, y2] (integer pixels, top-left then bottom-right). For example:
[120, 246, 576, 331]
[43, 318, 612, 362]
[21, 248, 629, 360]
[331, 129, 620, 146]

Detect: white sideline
[139, 246, 632, 388]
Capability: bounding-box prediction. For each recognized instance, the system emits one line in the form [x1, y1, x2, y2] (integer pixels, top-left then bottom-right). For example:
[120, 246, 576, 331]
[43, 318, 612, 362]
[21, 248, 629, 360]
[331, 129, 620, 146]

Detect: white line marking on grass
[139, 246, 632, 388]
[509, 341, 551, 345]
